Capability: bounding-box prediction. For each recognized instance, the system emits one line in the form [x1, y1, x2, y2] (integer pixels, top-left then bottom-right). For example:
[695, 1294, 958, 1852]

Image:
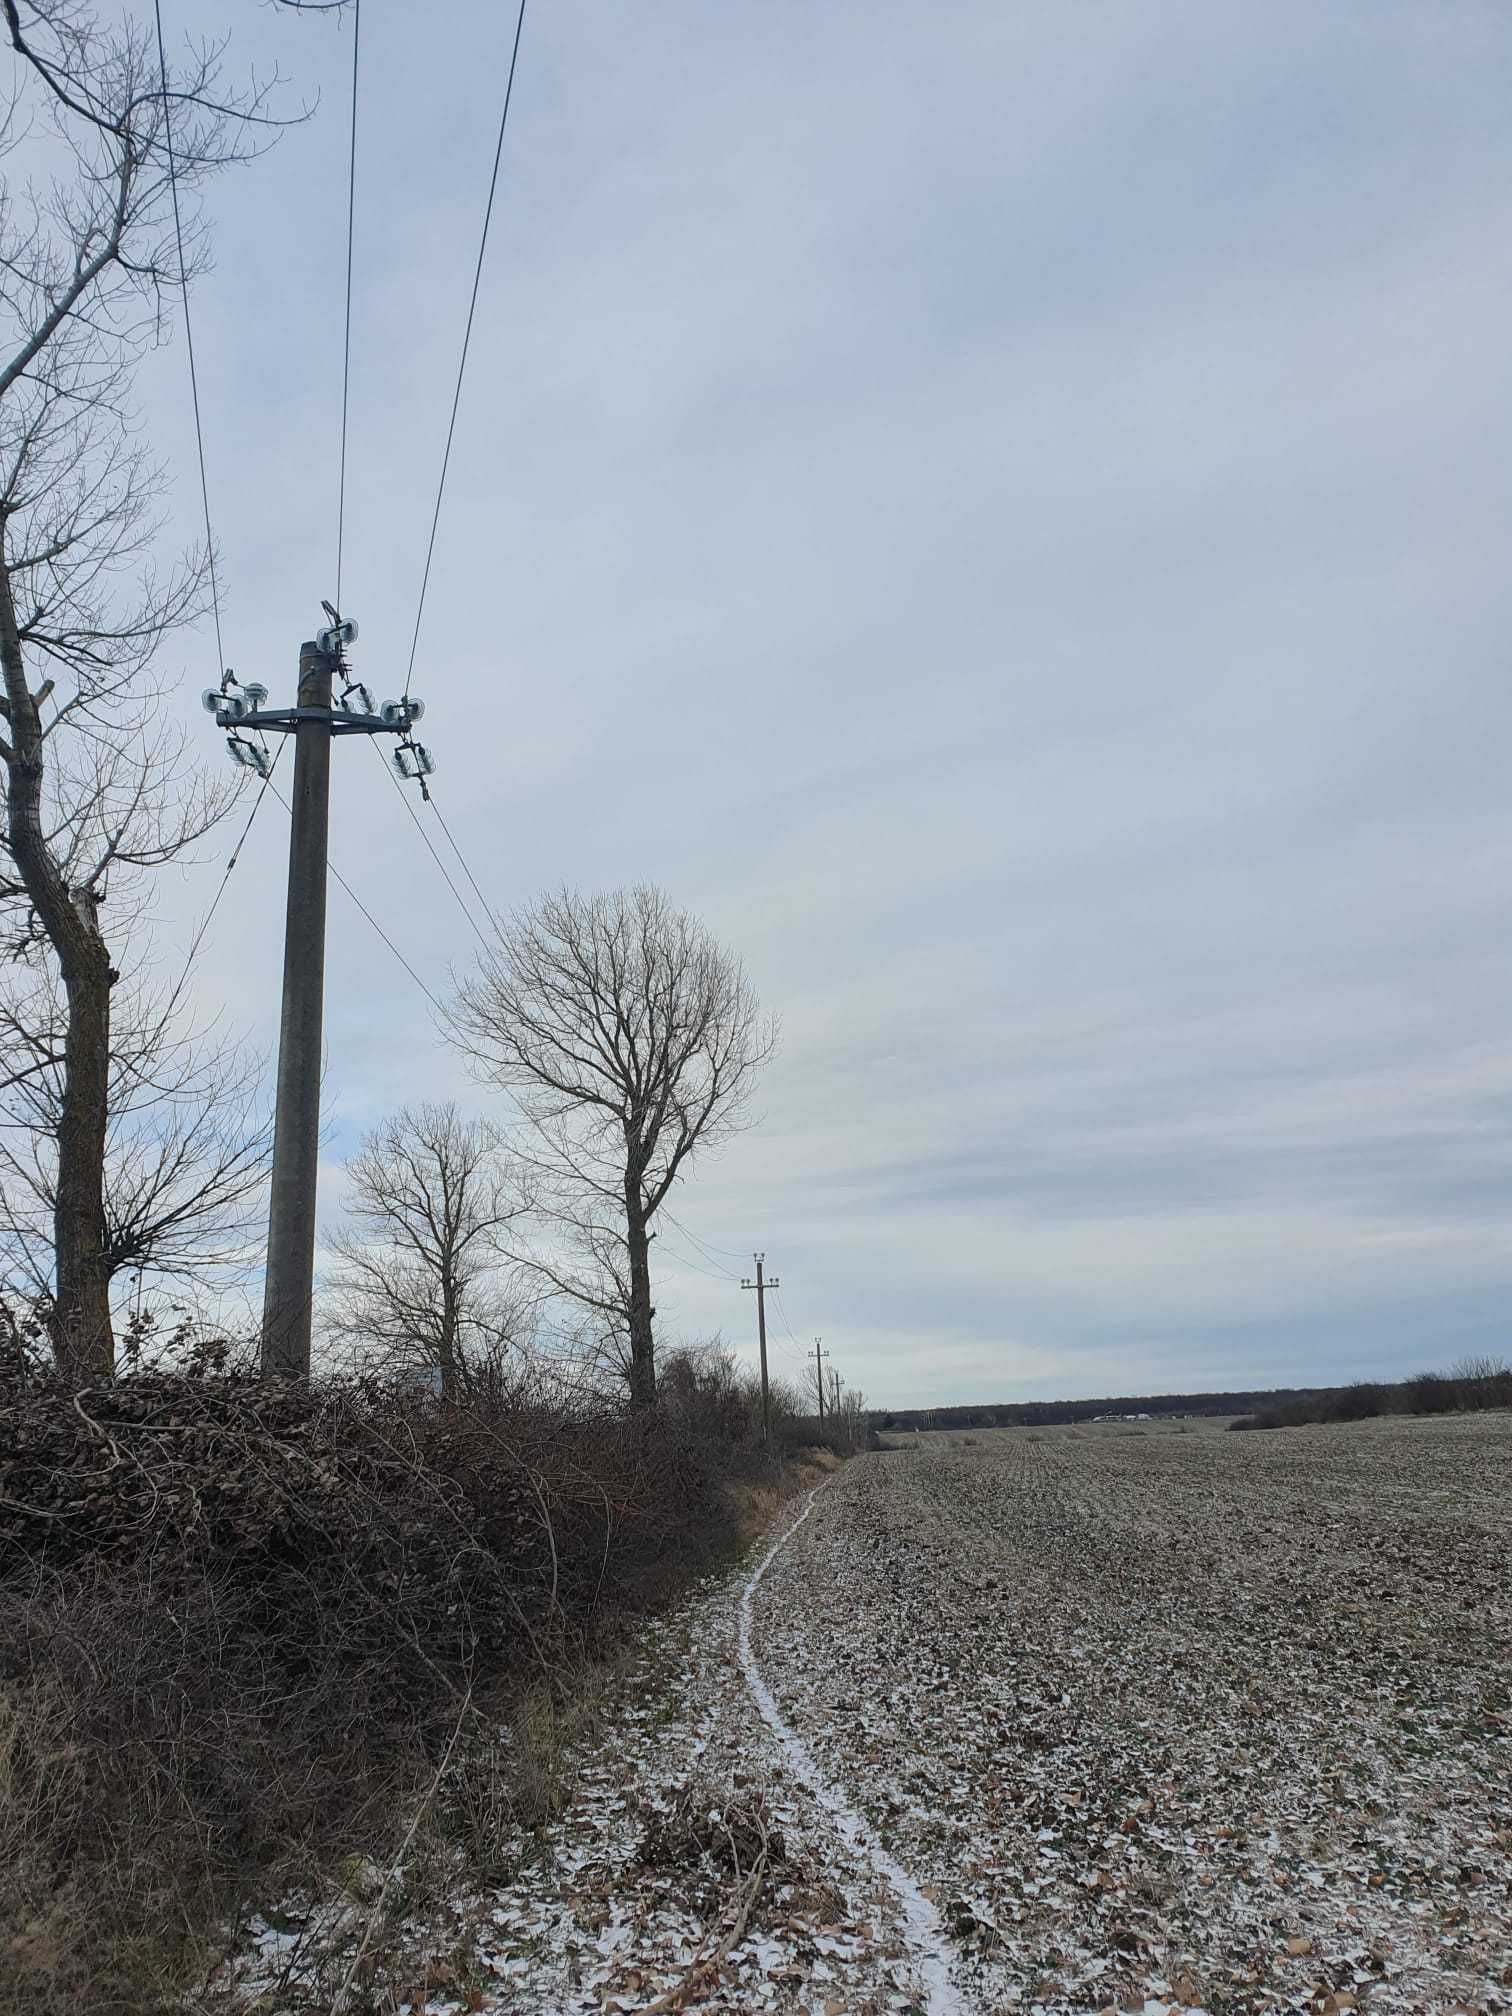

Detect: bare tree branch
[0, 957, 271, 1315]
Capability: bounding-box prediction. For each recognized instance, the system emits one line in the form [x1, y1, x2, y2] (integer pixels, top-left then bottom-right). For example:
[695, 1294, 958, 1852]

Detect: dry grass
[726, 1449, 835, 1544]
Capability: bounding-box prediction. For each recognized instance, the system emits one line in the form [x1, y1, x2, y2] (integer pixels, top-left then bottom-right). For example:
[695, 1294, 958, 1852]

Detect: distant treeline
[875, 1388, 1325, 1430]
[876, 1355, 1511, 1434]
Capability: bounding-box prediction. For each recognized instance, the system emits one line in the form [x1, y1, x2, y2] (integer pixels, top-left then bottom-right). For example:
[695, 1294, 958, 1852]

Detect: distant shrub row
[1229, 1356, 1512, 1431]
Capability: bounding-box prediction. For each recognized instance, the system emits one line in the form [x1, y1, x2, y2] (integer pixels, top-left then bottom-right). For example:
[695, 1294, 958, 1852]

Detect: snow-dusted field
[753, 1415, 1512, 2015]
[246, 1413, 1512, 2016]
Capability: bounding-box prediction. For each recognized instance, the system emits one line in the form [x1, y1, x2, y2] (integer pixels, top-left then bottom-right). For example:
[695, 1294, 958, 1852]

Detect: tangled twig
[631, 1811, 770, 2014]
[328, 1681, 475, 2016]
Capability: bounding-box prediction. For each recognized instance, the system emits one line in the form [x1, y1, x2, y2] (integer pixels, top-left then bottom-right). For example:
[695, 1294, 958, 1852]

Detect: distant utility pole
[201, 606, 432, 1377]
[741, 1252, 778, 1445]
[813, 1337, 829, 1424]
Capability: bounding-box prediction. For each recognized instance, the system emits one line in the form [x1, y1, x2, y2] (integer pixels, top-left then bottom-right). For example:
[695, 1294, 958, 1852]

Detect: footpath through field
[246, 1415, 1511, 2015]
[442, 1464, 969, 2016]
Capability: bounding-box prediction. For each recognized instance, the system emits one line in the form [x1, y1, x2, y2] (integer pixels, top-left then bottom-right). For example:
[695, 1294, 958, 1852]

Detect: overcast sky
[125, 0, 1512, 1407]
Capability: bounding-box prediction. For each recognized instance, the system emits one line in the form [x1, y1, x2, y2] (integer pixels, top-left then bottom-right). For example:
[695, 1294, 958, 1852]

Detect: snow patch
[738, 1479, 968, 2016]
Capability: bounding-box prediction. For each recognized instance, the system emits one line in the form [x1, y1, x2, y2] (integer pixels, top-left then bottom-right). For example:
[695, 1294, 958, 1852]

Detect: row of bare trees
[802, 1351, 869, 1450]
[323, 885, 776, 1407]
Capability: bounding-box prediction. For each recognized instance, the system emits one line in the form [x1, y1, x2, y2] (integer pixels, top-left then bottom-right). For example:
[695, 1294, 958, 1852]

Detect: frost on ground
[756, 1415, 1512, 2016]
[233, 1413, 1512, 2016]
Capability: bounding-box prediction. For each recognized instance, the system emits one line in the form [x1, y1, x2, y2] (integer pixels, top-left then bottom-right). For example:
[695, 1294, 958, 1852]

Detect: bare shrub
[1325, 1381, 1384, 1423]
[638, 1787, 788, 1879]
[1451, 1354, 1512, 1411]
[1404, 1370, 1456, 1416]
[658, 1339, 763, 1450]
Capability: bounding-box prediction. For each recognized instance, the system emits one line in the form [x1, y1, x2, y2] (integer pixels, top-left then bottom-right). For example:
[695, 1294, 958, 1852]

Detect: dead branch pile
[0, 1368, 743, 2016]
[637, 1787, 788, 1877]
[1, 1371, 732, 1672]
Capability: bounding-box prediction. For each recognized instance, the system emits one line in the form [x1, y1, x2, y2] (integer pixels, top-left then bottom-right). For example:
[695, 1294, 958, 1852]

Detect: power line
[154, 745, 285, 1038]
[429, 794, 502, 938]
[267, 778, 445, 1013]
[151, 0, 226, 683]
[364, 738, 492, 951]
[402, 0, 529, 700]
[764, 1285, 807, 1368]
[656, 1233, 739, 1286]
[335, 0, 360, 612]
[662, 1210, 750, 1267]
[771, 1285, 807, 1359]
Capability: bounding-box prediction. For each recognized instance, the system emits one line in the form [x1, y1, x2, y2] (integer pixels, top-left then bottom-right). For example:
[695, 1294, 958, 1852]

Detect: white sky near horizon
[53, 0, 1512, 1407]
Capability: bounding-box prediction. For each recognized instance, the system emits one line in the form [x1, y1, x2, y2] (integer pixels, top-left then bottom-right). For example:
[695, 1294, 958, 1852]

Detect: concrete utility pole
[201, 607, 432, 1378]
[813, 1337, 829, 1424]
[741, 1252, 778, 1446]
[261, 640, 333, 1374]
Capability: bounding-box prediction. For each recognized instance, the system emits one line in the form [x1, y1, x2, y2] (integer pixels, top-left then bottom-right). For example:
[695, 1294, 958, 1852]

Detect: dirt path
[738, 1480, 964, 2016]
[457, 1473, 974, 2016]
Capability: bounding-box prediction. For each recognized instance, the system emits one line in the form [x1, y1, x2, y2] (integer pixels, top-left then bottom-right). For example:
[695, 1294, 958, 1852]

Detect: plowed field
[756, 1415, 1512, 2013]
[238, 1413, 1512, 2016]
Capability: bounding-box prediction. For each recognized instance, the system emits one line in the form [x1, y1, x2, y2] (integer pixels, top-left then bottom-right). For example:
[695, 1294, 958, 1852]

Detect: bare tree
[449, 885, 775, 1407]
[832, 1378, 869, 1453]
[322, 1102, 533, 1402]
[0, 959, 271, 1320]
[0, 4, 285, 1378]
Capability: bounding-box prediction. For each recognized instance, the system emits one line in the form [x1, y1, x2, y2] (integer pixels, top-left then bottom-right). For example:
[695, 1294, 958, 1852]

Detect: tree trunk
[624, 1192, 657, 1407]
[0, 543, 115, 1383]
[54, 887, 114, 1381]
[438, 1265, 460, 1402]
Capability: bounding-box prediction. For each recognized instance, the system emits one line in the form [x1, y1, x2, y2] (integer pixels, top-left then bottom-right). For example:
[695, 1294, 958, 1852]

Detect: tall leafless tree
[831, 1378, 869, 1453]
[449, 885, 775, 1407]
[322, 1101, 533, 1402]
[0, 4, 286, 1379]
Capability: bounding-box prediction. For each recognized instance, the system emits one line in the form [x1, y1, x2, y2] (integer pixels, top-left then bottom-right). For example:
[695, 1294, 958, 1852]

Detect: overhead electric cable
[268, 779, 445, 1012]
[663, 1210, 750, 1269]
[402, 0, 529, 700]
[335, 0, 360, 612]
[151, 0, 227, 683]
[364, 739, 492, 952]
[772, 1285, 802, 1349]
[154, 744, 285, 1039]
[766, 1285, 808, 1368]
[429, 795, 503, 937]
[657, 1234, 739, 1286]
